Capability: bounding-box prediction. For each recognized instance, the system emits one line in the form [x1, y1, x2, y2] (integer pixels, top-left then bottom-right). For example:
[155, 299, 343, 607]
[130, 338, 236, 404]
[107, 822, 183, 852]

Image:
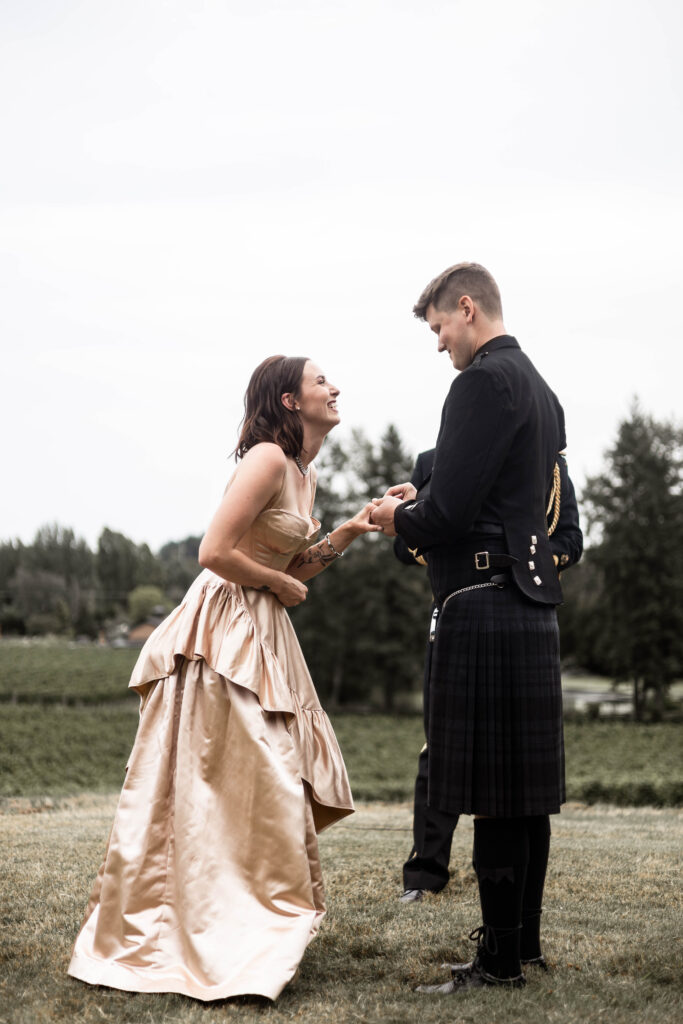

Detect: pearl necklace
[294, 455, 309, 477]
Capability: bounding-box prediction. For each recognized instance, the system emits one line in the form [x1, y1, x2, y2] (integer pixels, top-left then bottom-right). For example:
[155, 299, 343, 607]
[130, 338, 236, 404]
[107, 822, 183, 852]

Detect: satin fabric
[68, 469, 353, 1001]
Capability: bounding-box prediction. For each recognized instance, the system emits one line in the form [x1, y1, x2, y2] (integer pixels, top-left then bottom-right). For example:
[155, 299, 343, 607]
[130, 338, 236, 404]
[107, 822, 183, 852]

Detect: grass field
[2, 640, 683, 807]
[2, 705, 682, 806]
[1, 641, 681, 1022]
[3, 638, 682, 706]
[0, 640, 139, 705]
[1, 799, 681, 1024]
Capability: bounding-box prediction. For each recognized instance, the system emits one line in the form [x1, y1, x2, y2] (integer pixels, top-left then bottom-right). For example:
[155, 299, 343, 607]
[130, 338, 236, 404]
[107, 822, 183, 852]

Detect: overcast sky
[2, 0, 681, 550]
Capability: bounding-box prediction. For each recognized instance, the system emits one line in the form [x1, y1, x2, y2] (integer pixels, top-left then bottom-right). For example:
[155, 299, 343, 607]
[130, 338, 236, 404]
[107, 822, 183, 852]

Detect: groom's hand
[370, 495, 401, 536]
[383, 482, 417, 502]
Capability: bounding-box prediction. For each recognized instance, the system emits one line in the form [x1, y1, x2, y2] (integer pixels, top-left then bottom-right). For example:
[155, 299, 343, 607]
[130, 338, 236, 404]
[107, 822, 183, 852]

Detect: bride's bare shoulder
[223, 443, 287, 501]
[240, 442, 288, 471]
[230, 444, 288, 493]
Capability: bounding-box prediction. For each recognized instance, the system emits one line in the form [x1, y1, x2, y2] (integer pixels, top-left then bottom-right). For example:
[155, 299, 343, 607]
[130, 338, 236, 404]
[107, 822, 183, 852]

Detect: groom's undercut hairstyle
[413, 262, 503, 321]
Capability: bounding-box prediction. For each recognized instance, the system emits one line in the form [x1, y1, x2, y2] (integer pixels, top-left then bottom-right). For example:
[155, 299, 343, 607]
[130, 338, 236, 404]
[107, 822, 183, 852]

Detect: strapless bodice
[236, 507, 321, 571]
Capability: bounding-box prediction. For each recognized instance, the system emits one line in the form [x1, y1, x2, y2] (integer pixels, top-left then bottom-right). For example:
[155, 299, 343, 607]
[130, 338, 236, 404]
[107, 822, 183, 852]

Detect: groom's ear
[458, 294, 475, 322]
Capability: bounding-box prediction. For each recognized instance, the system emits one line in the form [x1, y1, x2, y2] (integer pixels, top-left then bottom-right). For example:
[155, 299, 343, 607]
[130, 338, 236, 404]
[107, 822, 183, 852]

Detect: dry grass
[1, 799, 681, 1024]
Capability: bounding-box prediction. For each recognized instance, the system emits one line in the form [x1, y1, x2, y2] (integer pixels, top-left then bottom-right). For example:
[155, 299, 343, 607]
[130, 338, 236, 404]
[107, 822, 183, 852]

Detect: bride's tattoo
[292, 542, 337, 570]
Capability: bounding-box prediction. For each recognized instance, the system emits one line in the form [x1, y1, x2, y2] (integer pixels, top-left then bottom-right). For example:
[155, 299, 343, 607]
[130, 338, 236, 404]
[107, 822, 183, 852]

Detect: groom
[372, 262, 576, 994]
[395, 447, 583, 906]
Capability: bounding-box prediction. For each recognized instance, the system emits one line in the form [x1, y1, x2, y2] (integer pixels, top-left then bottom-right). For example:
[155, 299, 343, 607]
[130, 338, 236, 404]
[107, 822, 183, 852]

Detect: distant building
[109, 606, 167, 648]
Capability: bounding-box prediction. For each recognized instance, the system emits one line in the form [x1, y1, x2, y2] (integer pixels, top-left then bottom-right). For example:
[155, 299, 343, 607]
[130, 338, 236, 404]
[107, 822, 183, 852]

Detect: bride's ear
[281, 393, 300, 412]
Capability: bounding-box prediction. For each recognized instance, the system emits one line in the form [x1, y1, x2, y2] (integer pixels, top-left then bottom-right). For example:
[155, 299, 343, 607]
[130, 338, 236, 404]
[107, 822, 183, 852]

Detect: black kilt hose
[427, 572, 564, 818]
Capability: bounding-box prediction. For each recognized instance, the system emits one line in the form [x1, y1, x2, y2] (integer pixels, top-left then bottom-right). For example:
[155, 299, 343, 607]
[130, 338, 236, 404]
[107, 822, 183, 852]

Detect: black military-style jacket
[394, 336, 575, 605]
[393, 449, 435, 567]
[394, 446, 583, 575]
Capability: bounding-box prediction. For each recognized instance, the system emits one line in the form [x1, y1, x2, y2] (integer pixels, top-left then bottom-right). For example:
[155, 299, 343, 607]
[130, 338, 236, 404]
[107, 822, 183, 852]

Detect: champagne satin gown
[68, 469, 354, 1001]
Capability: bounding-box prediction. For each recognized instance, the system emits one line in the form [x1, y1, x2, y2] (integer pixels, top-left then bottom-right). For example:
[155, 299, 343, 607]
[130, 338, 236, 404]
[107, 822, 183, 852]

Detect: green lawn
[4, 638, 680, 705]
[2, 705, 681, 806]
[0, 639, 139, 704]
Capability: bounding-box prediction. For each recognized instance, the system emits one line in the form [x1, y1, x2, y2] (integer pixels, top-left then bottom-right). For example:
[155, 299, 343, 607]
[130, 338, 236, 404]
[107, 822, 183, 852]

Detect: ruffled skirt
[68, 571, 353, 1001]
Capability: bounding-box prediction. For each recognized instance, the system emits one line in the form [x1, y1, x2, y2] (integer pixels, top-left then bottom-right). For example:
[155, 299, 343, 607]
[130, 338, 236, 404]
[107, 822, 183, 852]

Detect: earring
[295, 405, 301, 411]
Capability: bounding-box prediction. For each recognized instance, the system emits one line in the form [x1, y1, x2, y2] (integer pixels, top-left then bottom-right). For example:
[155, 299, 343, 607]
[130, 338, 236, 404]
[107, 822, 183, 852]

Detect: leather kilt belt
[427, 531, 518, 608]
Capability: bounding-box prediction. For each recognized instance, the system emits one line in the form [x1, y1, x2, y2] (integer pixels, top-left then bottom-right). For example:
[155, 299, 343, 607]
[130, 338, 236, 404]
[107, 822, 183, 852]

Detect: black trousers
[402, 744, 460, 891]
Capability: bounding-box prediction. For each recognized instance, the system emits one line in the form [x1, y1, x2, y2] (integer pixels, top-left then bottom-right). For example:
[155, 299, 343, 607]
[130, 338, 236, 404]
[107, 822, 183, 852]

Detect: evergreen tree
[21, 525, 97, 635]
[9, 566, 71, 635]
[556, 553, 609, 674]
[96, 528, 163, 615]
[0, 540, 23, 632]
[158, 536, 202, 601]
[582, 402, 683, 719]
[97, 528, 140, 609]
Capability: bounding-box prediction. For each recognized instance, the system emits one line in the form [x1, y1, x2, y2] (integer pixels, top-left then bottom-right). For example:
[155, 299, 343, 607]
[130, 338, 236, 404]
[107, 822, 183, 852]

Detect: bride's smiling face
[291, 361, 340, 432]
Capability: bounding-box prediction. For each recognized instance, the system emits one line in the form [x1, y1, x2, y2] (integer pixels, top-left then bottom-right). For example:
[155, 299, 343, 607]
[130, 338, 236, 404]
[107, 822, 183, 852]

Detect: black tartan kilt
[426, 581, 565, 818]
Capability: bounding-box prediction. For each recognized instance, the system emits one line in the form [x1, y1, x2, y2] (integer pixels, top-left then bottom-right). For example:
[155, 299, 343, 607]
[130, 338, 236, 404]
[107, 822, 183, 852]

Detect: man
[372, 262, 579, 994]
[394, 449, 460, 902]
[396, 448, 583, 906]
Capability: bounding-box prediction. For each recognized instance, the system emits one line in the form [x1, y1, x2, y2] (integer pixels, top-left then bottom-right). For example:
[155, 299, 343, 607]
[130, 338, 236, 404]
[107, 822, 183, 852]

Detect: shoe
[521, 954, 548, 971]
[441, 925, 526, 979]
[416, 958, 526, 993]
[398, 888, 424, 903]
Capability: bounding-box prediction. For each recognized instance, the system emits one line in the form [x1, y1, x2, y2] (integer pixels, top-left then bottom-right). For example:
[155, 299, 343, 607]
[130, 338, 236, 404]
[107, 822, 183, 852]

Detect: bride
[68, 355, 380, 1001]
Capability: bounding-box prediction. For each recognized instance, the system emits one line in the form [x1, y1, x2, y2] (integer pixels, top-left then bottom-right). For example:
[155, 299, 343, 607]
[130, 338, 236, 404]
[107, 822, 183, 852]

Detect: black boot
[420, 818, 530, 994]
[471, 817, 528, 981]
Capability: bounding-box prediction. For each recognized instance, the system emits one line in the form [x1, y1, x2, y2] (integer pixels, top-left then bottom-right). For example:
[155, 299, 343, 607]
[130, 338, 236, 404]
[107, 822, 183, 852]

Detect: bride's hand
[272, 574, 308, 607]
[383, 482, 417, 502]
[347, 502, 385, 536]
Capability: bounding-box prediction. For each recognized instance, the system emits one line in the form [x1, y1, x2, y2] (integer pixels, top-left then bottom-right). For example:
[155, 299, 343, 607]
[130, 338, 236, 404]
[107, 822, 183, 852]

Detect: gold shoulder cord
[546, 461, 561, 536]
[408, 546, 428, 566]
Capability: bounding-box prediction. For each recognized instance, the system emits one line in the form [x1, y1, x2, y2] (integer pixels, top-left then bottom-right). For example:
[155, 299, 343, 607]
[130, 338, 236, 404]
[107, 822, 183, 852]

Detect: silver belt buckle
[475, 551, 490, 570]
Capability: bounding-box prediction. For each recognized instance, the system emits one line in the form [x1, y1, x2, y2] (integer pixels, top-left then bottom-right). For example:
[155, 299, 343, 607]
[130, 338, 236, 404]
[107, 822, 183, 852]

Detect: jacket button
[533, 575, 542, 586]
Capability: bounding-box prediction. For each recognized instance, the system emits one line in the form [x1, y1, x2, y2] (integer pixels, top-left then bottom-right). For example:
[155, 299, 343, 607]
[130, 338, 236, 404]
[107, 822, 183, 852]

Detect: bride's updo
[235, 355, 309, 460]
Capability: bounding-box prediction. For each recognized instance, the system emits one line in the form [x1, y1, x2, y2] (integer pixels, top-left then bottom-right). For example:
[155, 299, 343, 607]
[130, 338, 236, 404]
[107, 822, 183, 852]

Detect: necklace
[294, 455, 309, 477]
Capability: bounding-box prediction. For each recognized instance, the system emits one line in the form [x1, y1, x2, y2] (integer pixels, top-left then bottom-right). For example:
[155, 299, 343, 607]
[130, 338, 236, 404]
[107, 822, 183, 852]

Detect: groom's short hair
[413, 262, 503, 321]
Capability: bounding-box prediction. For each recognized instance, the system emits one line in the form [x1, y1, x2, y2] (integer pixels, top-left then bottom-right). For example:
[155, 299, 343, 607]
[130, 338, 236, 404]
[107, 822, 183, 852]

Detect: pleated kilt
[426, 575, 565, 818]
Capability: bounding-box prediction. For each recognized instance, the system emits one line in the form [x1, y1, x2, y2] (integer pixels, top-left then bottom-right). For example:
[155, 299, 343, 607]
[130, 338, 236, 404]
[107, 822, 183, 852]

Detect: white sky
[2, 0, 681, 549]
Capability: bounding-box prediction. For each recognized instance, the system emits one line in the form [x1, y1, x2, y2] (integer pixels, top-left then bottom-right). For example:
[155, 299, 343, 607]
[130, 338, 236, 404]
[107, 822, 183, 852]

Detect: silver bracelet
[325, 532, 344, 558]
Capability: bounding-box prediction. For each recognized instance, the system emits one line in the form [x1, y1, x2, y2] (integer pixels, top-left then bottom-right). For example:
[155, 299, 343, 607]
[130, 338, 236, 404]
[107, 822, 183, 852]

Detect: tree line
[1, 408, 681, 719]
[557, 403, 682, 720]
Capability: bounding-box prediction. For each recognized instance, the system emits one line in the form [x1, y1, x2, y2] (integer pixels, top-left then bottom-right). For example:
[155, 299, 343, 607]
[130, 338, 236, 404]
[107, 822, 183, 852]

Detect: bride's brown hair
[234, 355, 309, 460]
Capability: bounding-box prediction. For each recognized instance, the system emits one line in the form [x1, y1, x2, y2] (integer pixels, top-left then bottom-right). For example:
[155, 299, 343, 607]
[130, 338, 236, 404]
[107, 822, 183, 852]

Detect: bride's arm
[286, 502, 381, 582]
[198, 443, 309, 607]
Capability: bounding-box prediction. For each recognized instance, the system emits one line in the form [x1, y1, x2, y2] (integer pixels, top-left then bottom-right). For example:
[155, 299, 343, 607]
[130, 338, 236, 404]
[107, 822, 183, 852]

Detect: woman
[68, 355, 380, 1002]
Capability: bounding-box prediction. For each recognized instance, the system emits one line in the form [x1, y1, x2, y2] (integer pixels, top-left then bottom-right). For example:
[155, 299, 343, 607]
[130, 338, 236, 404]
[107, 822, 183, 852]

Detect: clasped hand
[369, 482, 417, 537]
